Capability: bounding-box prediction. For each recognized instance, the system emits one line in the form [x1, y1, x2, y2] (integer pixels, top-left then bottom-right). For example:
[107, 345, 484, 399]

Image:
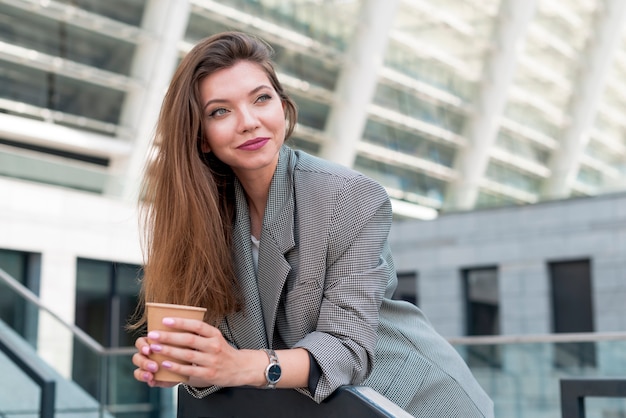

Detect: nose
[238, 105, 260, 133]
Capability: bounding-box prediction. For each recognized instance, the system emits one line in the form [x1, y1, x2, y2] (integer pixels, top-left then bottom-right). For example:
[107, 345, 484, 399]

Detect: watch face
[267, 364, 281, 383]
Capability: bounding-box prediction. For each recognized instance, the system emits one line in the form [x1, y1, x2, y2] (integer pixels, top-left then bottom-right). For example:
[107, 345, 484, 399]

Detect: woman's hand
[132, 317, 267, 388]
[132, 336, 178, 388]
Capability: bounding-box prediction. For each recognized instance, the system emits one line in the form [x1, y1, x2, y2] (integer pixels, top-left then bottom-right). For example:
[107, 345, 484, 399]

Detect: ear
[200, 138, 211, 153]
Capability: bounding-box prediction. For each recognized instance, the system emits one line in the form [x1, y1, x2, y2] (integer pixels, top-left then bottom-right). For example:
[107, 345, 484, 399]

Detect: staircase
[0, 268, 173, 418]
[0, 320, 113, 417]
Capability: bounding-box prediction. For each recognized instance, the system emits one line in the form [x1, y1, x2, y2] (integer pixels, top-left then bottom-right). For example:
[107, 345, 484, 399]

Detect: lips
[238, 137, 270, 151]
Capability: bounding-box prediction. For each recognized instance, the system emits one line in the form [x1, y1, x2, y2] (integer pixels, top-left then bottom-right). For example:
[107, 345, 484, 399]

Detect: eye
[208, 107, 229, 118]
[256, 93, 272, 103]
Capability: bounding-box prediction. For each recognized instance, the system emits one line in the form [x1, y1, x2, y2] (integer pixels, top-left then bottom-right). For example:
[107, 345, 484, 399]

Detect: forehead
[200, 61, 272, 99]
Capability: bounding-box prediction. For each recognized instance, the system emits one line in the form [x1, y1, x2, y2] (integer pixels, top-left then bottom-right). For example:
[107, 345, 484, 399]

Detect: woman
[131, 31, 494, 417]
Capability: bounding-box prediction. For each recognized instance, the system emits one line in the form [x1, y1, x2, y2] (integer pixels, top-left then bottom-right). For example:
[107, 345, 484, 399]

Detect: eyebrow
[203, 84, 273, 110]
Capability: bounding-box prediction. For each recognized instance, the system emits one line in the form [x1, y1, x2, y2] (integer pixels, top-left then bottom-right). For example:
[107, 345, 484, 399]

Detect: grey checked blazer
[187, 146, 494, 417]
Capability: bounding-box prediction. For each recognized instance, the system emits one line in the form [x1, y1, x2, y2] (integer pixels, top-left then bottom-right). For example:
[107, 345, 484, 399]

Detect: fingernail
[147, 362, 158, 372]
[142, 372, 151, 381]
[142, 346, 150, 356]
[162, 361, 173, 368]
[150, 344, 163, 352]
[163, 317, 175, 325]
[147, 331, 160, 339]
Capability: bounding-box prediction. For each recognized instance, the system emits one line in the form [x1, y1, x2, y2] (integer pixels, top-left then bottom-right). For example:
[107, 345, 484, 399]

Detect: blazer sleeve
[293, 174, 392, 403]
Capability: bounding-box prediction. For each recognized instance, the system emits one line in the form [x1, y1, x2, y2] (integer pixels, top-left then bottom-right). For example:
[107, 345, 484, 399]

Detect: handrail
[448, 331, 626, 345]
[0, 328, 56, 418]
[0, 267, 135, 356]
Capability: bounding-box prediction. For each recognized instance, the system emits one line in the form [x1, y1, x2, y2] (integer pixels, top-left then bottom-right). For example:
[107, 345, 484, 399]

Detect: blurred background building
[1, 0, 625, 417]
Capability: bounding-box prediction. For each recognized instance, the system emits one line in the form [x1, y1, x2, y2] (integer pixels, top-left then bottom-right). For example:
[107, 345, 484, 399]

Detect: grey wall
[388, 192, 626, 337]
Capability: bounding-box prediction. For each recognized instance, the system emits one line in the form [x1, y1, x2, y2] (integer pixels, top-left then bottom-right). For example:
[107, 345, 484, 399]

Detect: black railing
[560, 377, 626, 418]
[0, 330, 56, 418]
[177, 384, 413, 418]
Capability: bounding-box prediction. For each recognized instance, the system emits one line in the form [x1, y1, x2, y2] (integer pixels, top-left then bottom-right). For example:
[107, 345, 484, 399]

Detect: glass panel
[0, 3, 135, 75]
[0, 250, 40, 346]
[0, 149, 108, 194]
[75, 258, 143, 348]
[184, 14, 230, 43]
[373, 84, 466, 134]
[485, 160, 542, 194]
[585, 397, 626, 418]
[272, 43, 339, 91]
[364, 120, 456, 168]
[385, 41, 476, 101]
[463, 267, 501, 368]
[452, 338, 626, 418]
[392, 272, 418, 305]
[496, 131, 550, 166]
[577, 166, 604, 188]
[289, 92, 329, 131]
[54, 0, 146, 26]
[0, 250, 28, 335]
[354, 155, 446, 204]
[114, 263, 143, 347]
[475, 191, 519, 209]
[75, 259, 112, 346]
[0, 61, 49, 108]
[585, 141, 622, 169]
[465, 268, 500, 335]
[0, 61, 125, 124]
[288, 136, 321, 155]
[502, 101, 560, 139]
[550, 259, 596, 369]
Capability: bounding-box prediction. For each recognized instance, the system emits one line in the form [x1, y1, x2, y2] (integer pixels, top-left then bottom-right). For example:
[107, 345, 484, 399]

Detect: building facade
[388, 191, 626, 338]
[2, 0, 626, 220]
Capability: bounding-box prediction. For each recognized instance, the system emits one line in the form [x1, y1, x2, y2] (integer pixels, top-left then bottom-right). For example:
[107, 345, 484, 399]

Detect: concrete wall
[388, 192, 626, 337]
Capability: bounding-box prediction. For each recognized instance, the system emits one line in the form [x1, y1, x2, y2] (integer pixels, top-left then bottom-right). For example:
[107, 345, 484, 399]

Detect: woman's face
[199, 60, 286, 179]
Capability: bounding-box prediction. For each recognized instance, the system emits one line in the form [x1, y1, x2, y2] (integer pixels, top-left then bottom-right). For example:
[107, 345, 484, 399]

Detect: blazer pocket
[283, 279, 323, 318]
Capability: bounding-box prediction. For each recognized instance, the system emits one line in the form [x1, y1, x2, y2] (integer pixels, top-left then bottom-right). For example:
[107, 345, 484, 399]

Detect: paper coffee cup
[146, 302, 207, 382]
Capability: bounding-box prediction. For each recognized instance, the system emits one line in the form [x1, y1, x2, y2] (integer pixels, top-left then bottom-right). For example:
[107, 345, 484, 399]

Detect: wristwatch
[263, 349, 281, 389]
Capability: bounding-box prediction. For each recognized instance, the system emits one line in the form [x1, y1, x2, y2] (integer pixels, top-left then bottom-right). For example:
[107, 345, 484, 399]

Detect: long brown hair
[131, 32, 298, 328]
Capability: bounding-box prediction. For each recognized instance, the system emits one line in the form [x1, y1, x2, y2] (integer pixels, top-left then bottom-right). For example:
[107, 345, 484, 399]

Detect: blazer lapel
[257, 147, 296, 346]
[224, 182, 268, 350]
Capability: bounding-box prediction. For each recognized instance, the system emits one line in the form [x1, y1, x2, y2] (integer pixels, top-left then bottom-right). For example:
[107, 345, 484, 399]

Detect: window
[463, 266, 501, 368]
[549, 259, 596, 368]
[73, 258, 152, 409]
[0, 249, 41, 346]
[392, 271, 418, 305]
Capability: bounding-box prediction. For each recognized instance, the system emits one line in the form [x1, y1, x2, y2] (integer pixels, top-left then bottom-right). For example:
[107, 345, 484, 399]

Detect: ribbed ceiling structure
[1, 0, 625, 219]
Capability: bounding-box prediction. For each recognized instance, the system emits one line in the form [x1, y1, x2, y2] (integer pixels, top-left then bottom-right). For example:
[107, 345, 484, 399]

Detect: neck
[236, 169, 273, 239]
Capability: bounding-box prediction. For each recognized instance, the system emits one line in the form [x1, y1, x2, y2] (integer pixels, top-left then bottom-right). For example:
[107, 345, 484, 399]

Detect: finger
[158, 317, 218, 337]
[132, 352, 159, 375]
[155, 356, 207, 382]
[147, 329, 203, 350]
[149, 343, 205, 366]
[133, 367, 155, 385]
[135, 336, 150, 351]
